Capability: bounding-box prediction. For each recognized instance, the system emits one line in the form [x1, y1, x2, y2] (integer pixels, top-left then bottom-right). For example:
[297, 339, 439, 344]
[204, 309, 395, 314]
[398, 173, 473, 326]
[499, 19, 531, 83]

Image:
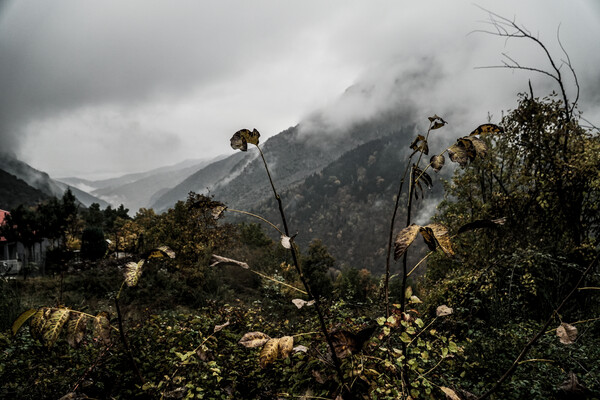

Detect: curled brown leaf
[239, 331, 271, 348]
[394, 224, 421, 260]
[556, 323, 578, 345]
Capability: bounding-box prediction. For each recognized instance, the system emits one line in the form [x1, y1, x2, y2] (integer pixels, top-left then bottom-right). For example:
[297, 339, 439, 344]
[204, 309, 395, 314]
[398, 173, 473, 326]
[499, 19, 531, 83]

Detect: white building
[0, 209, 51, 275]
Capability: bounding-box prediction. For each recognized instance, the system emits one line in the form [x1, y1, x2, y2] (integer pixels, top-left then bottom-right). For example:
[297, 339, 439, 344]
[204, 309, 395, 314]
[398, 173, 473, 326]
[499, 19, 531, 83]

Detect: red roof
[0, 209, 8, 242]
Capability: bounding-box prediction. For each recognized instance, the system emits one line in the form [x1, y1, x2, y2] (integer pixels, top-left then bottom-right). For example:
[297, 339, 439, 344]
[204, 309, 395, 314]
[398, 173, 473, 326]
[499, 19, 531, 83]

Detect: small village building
[0, 209, 51, 275]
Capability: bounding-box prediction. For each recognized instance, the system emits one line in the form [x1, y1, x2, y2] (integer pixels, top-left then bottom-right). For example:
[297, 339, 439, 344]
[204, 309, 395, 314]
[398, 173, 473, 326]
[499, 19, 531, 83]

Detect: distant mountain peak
[0, 153, 108, 208]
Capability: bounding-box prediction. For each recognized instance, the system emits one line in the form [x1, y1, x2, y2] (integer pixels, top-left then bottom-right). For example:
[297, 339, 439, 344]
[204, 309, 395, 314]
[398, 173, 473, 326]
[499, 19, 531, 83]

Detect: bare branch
[474, 6, 577, 124]
[580, 116, 600, 133]
[557, 25, 580, 113]
[474, 64, 558, 82]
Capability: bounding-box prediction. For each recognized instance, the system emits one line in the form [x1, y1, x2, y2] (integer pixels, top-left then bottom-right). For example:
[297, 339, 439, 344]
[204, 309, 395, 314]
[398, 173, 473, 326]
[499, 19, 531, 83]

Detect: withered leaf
[231, 128, 260, 152]
[293, 345, 308, 353]
[431, 120, 447, 130]
[556, 323, 578, 345]
[430, 154, 445, 173]
[559, 372, 587, 395]
[260, 338, 280, 368]
[241, 128, 260, 146]
[413, 164, 432, 188]
[457, 137, 477, 161]
[66, 312, 88, 348]
[469, 123, 504, 136]
[278, 336, 294, 359]
[409, 295, 423, 304]
[210, 254, 249, 269]
[93, 312, 111, 346]
[331, 326, 376, 359]
[230, 130, 248, 151]
[124, 260, 144, 287]
[239, 331, 271, 348]
[424, 223, 454, 256]
[394, 224, 421, 260]
[189, 197, 225, 212]
[58, 393, 89, 400]
[409, 135, 429, 156]
[457, 218, 505, 234]
[146, 246, 176, 260]
[428, 114, 447, 125]
[280, 235, 292, 249]
[42, 308, 71, 347]
[291, 299, 315, 309]
[211, 205, 226, 220]
[447, 143, 469, 167]
[468, 136, 488, 158]
[29, 308, 51, 340]
[213, 320, 230, 333]
[436, 305, 453, 317]
[419, 226, 437, 252]
[11, 309, 37, 336]
[440, 387, 461, 400]
[414, 179, 423, 200]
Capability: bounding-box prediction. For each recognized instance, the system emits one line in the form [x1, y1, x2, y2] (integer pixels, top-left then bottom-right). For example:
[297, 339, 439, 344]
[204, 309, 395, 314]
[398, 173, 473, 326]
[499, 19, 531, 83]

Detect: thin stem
[397, 122, 435, 395]
[407, 317, 438, 349]
[544, 316, 600, 334]
[251, 269, 307, 295]
[254, 144, 346, 388]
[71, 342, 114, 393]
[227, 208, 285, 236]
[413, 149, 448, 185]
[384, 160, 412, 318]
[406, 251, 432, 278]
[406, 232, 462, 279]
[415, 355, 447, 380]
[292, 331, 319, 338]
[115, 298, 144, 384]
[400, 123, 434, 314]
[517, 359, 555, 365]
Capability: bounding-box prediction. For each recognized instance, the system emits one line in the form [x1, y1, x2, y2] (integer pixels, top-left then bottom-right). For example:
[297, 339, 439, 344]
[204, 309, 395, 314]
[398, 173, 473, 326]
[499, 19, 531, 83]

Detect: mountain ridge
[0, 153, 108, 208]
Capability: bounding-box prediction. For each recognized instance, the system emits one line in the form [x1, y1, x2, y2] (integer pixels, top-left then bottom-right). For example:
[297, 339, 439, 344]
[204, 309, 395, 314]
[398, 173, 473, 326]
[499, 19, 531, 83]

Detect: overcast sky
[1, 0, 599, 179]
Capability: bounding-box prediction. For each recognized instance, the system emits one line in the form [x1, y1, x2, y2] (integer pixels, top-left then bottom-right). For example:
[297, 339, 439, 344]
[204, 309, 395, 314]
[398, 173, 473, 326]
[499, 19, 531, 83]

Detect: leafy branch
[230, 128, 347, 390]
[477, 252, 599, 400]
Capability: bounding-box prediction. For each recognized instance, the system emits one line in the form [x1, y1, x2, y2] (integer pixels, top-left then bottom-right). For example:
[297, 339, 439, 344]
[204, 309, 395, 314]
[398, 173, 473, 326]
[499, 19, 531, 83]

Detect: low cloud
[0, 0, 598, 178]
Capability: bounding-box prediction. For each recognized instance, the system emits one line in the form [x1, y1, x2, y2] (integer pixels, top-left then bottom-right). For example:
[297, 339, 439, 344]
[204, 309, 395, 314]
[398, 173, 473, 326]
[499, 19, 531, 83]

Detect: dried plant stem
[477, 252, 599, 400]
[71, 342, 114, 393]
[255, 145, 346, 388]
[115, 298, 144, 384]
[384, 161, 412, 318]
[251, 269, 307, 295]
[517, 358, 555, 365]
[543, 316, 600, 333]
[227, 208, 285, 236]
[399, 123, 433, 314]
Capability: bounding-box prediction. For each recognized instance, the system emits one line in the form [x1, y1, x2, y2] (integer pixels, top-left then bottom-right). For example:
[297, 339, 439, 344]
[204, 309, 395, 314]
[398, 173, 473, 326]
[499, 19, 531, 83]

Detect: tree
[80, 226, 107, 261]
[426, 95, 599, 323]
[425, 10, 600, 322]
[83, 203, 104, 228]
[38, 189, 79, 249]
[300, 239, 335, 300]
[103, 204, 130, 256]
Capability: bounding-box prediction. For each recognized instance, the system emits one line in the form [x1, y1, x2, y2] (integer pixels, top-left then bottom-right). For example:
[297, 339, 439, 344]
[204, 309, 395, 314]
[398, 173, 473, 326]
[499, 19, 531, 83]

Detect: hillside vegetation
[1, 23, 599, 399]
